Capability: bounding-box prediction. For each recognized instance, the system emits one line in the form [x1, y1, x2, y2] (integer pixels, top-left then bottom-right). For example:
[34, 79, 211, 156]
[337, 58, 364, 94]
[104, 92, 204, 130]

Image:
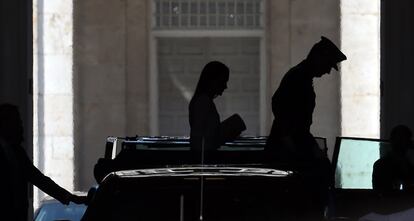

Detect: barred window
[153, 0, 263, 29]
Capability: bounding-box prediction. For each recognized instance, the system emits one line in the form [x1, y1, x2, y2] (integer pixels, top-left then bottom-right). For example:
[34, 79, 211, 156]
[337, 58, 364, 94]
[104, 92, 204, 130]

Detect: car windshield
[123, 136, 266, 150]
[115, 136, 326, 166]
[333, 137, 391, 189]
[110, 137, 269, 167]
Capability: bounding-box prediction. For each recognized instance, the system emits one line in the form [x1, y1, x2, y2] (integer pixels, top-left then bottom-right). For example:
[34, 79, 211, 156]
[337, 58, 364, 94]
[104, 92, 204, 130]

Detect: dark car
[81, 136, 334, 221]
[82, 136, 414, 221]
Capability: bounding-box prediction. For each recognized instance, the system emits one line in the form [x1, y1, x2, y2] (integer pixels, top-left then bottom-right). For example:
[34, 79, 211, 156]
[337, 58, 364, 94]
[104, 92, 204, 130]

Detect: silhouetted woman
[189, 61, 230, 156]
[0, 104, 85, 220]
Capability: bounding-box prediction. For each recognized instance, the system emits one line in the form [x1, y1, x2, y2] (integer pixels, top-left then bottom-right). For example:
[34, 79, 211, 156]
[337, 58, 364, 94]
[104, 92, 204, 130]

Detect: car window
[123, 138, 266, 151]
[34, 202, 86, 221]
[334, 138, 391, 189]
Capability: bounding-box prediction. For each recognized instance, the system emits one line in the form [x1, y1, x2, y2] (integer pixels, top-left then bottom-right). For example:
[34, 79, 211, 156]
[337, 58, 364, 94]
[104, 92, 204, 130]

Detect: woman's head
[194, 61, 229, 98]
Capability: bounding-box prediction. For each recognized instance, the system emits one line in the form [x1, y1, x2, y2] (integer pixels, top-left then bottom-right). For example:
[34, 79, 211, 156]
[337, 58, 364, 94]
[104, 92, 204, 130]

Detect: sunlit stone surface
[341, 0, 380, 138]
[33, 0, 74, 209]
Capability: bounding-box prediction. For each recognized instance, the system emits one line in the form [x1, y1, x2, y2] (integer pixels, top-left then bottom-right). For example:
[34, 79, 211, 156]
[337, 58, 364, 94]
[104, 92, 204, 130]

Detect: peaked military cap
[308, 36, 347, 71]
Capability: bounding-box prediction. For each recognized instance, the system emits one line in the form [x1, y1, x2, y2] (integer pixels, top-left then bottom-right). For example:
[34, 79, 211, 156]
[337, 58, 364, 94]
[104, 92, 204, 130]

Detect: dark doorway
[381, 0, 414, 138]
[0, 0, 33, 218]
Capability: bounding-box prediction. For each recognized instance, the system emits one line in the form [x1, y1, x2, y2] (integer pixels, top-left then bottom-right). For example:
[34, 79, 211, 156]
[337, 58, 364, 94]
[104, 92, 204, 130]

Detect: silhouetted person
[373, 125, 414, 194]
[189, 61, 246, 162]
[266, 36, 346, 163]
[265, 36, 346, 220]
[0, 103, 85, 221]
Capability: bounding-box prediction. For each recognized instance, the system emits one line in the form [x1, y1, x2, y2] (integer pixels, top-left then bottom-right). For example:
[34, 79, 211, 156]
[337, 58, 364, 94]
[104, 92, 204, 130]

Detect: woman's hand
[70, 194, 88, 204]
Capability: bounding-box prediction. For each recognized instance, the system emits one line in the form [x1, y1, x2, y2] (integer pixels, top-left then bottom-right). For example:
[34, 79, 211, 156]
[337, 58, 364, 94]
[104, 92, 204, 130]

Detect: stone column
[341, 0, 381, 138]
[33, 0, 74, 208]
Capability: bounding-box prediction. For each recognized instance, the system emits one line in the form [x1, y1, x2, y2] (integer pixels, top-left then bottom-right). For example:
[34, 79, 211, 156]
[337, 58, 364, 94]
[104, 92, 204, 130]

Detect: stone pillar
[33, 0, 74, 208]
[341, 0, 380, 138]
[125, 0, 149, 136]
[73, 0, 149, 190]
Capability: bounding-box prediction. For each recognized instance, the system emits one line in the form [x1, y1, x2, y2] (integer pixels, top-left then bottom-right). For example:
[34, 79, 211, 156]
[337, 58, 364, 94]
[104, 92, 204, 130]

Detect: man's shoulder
[281, 65, 309, 86]
[285, 61, 308, 77]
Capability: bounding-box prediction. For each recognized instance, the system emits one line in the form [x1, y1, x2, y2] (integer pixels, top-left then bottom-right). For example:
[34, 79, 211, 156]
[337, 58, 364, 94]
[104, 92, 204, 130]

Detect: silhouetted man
[0, 103, 85, 221]
[265, 36, 346, 220]
[373, 125, 414, 194]
[266, 36, 346, 163]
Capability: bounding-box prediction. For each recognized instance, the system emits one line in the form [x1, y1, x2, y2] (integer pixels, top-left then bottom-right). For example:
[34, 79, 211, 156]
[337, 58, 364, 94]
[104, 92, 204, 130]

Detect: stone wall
[73, 0, 149, 190]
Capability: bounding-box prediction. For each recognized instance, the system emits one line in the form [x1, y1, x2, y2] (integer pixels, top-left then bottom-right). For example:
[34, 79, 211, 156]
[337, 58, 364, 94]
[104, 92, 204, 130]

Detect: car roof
[104, 136, 325, 158]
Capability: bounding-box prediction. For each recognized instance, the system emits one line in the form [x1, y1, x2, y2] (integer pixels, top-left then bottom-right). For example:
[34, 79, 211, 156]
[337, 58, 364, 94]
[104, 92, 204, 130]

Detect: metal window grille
[154, 0, 263, 30]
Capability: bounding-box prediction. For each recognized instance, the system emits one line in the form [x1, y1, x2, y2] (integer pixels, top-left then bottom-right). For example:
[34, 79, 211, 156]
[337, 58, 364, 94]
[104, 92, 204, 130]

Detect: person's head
[306, 36, 347, 78]
[194, 61, 230, 98]
[0, 103, 24, 145]
[390, 124, 413, 154]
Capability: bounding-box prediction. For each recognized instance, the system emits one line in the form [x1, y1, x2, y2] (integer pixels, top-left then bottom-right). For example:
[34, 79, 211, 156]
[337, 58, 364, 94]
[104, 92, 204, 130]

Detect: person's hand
[61, 192, 72, 205]
[70, 194, 88, 204]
